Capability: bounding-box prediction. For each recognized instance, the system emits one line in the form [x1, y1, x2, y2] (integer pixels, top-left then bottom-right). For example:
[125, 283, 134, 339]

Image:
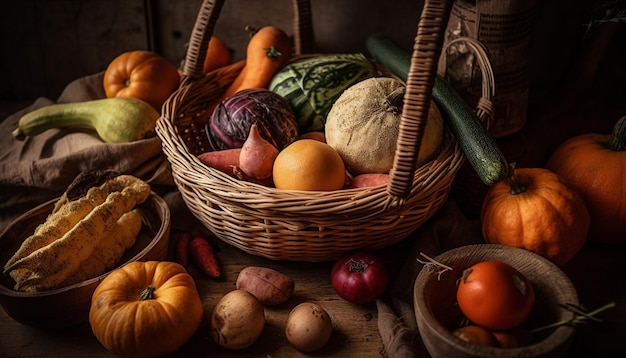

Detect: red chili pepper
[189, 233, 221, 278]
[174, 231, 190, 268]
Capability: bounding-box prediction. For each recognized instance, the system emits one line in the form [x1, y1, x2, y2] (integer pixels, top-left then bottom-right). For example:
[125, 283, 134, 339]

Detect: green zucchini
[269, 53, 377, 133]
[12, 97, 159, 144]
[365, 33, 508, 186]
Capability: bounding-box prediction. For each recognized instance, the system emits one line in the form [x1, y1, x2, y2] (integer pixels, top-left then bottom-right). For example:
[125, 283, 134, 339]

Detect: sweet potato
[197, 148, 242, 176]
[236, 266, 294, 306]
[349, 173, 390, 188]
[239, 124, 279, 180]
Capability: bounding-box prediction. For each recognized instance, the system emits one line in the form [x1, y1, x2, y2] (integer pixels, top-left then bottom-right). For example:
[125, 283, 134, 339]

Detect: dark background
[0, 0, 624, 202]
[0, 0, 622, 106]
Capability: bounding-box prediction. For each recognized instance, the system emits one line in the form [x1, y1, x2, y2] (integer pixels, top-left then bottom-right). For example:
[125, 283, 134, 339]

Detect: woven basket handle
[181, 0, 313, 80]
[385, 0, 453, 204]
[182, 0, 452, 204]
[291, 0, 453, 203]
[440, 37, 496, 129]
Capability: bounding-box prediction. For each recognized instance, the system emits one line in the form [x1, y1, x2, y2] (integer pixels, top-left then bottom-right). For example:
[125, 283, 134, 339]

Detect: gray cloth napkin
[0, 72, 183, 231]
[377, 199, 483, 357]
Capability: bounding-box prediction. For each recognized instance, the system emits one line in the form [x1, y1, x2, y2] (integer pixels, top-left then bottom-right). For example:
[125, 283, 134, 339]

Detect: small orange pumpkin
[103, 50, 180, 111]
[89, 261, 203, 357]
[481, 166, 590, 266]
[546, 116, 626, 243]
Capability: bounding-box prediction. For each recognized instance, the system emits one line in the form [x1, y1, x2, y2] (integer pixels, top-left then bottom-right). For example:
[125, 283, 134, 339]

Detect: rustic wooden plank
[152, 0, 422, 65]
[0, 0, 423, 101]
[0, 233, 387, 357]
[0, 0, 148, 100]
[153, 0, 295, 66]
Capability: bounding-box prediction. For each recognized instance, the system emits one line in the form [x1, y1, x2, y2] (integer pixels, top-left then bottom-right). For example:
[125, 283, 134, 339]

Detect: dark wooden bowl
[414, 244, 578, 358]
[0, 192, 170, 329]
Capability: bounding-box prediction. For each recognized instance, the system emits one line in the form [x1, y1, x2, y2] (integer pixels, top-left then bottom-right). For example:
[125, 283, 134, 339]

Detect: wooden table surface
[0, 230, 392, 357]
[1, 224, 625, 357]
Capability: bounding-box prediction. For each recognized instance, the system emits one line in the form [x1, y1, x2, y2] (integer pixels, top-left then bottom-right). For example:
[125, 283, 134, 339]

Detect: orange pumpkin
[103, 50, 180, 111]
[89, 261, 203, 357]
[546, 116, 626, 243]
[481, 166, 590, 266]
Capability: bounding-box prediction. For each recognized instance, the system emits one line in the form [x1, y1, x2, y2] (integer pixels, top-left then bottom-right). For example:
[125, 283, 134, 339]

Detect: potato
[210, 289, 265, 350]
[236, 266, 294, 306]
[285, 302, 333, 352]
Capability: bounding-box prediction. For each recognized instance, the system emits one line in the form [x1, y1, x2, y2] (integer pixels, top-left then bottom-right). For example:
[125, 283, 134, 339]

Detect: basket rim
[154, 0, 464, 261]
[157, 110, 463, 216]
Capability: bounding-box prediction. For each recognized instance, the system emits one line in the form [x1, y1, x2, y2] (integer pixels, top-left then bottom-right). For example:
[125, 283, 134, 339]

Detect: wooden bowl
[413, 244, 578, 358]
[0, 192, 170, 329]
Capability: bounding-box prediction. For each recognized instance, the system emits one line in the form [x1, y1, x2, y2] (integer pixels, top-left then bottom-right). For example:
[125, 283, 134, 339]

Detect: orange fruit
[273, 139, 346, 191]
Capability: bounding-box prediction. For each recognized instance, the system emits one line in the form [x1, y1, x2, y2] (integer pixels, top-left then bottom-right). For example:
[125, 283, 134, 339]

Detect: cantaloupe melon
[325, 77, 443, 175]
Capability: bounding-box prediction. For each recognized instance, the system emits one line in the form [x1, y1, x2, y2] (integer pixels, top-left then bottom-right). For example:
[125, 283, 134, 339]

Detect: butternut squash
[199, 25, 292, 123]
[12, 97, 159, 143]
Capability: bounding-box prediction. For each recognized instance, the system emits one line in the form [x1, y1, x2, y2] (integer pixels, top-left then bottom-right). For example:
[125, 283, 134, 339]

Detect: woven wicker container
[156, 0, 465, 262]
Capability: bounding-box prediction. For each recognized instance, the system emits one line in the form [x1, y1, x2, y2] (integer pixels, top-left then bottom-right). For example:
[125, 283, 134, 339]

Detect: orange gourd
[546, 116, 626, 243]
[103, 50, 180, 111]
[225, 25, 292, 96]
[89, 261, 203, 357]
[198, 25, 292, 123]
[481, 166, 590, 266]
[203, 36, 233, 73]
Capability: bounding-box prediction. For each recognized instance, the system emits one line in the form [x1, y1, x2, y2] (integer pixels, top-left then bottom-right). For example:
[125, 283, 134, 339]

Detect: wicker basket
[156, 0, 465, 262]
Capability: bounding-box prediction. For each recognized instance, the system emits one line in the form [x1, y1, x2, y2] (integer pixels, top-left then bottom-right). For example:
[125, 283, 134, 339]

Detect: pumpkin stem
[506, 162, 527, 195]
[384, 87, 405, 115]
[605, 116, 626, 151]
[139, 284, 156, 301]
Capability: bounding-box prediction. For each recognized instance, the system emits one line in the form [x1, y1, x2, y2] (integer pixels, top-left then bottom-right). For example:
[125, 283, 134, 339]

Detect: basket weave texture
[156, 0, 464, 261]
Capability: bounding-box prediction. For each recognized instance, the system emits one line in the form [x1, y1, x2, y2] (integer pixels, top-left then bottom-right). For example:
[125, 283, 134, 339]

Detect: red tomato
[456, 260, 535, 331]
[330, 252, 390, 304]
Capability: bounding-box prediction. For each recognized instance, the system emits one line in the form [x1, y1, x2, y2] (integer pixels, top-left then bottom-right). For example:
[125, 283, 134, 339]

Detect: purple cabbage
[207, 88, 299, 151]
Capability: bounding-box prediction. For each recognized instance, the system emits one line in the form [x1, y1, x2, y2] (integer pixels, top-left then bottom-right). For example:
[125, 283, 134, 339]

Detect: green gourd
[12, 97, 160, 144]
[365, 33, 508, 186]
[269, 53, 377, 133]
